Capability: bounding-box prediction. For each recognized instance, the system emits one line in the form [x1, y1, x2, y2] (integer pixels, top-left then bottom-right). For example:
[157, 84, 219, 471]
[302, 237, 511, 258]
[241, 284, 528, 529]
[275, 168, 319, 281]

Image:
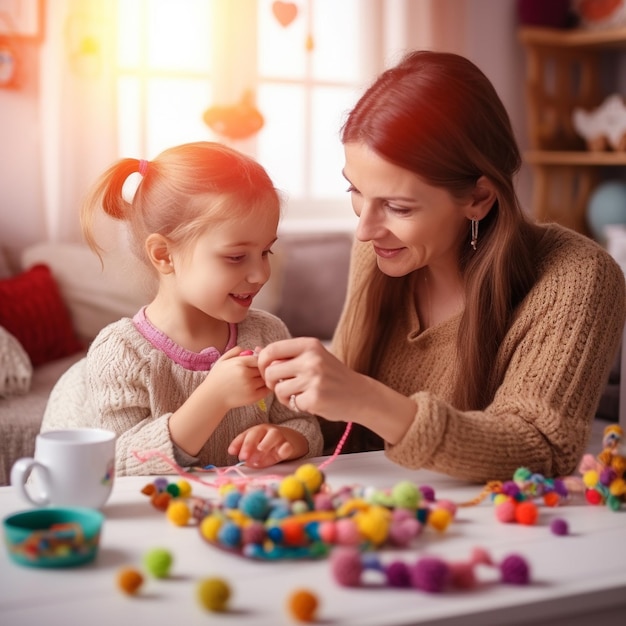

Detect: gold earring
[471, 219, 479, 251]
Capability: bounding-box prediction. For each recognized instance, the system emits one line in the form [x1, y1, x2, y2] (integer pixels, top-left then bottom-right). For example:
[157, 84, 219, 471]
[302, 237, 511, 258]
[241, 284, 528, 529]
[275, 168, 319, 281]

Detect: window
[116, 0, 384, 227]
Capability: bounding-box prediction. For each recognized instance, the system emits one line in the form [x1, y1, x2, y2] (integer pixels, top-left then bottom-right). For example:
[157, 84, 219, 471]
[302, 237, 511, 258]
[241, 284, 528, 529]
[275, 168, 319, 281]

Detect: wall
[0, 0, 590, 265]
[0, 39, 44, 268]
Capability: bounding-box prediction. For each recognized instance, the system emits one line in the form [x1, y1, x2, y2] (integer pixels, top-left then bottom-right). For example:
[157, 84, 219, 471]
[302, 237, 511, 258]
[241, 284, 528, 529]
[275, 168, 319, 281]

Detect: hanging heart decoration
[203, 90, 265, 140]
[272, 1, 298, 27]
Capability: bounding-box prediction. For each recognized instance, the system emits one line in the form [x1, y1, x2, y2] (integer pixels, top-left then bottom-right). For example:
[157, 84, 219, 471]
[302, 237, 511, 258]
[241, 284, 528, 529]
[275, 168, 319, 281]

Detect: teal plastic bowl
[2, 507, 104, 568]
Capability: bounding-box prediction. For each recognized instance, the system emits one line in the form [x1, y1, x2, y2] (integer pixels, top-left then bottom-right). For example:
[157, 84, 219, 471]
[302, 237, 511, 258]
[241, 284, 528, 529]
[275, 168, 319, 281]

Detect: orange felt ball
[117, 567, 144, 595]
[515, 500, 539, 525]
[151, 491, 172, 511]
[281, 519, 306, 546]
[543, 491, 560, 507]
[287, 588, 319, 622]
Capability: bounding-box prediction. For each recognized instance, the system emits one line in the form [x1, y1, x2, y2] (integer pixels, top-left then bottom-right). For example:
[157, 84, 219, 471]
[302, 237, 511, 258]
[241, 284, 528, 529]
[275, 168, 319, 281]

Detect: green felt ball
[143, 547, 173, 578]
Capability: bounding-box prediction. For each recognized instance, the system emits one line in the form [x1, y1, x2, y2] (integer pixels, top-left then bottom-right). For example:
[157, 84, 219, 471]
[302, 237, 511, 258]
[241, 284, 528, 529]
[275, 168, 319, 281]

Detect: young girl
[41, 141, 323, 476]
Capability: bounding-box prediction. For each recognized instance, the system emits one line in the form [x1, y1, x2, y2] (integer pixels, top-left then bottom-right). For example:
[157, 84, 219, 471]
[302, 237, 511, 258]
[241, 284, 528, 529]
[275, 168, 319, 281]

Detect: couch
[0, 232, 353, 485]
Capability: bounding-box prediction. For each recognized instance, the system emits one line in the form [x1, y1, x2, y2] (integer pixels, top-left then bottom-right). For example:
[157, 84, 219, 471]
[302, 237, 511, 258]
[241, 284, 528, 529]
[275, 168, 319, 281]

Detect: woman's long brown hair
[336, 50, 541, 411]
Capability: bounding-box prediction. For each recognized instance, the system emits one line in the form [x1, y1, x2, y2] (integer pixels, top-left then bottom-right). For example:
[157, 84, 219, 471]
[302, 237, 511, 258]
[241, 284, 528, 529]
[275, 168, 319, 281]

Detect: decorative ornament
[203, 90, 265, 140]
[272, 1, 298, 27]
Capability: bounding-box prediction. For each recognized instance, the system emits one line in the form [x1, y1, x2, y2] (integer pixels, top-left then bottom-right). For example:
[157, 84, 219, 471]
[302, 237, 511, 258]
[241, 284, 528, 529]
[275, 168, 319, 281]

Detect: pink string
[318, 421, 352, 470]
[131, 421, 353, 488]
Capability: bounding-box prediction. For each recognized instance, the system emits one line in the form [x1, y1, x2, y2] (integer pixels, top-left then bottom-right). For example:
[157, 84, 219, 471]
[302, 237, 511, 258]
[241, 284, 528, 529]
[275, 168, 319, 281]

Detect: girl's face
[172, 205, 279, 324]
[343, 142, 470, 277]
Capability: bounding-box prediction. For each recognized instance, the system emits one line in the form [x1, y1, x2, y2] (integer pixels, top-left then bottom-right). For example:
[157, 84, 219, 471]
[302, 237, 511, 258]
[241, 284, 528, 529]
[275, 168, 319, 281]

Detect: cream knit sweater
[332, 224, 626, 482]
[41, 309, 323, 476]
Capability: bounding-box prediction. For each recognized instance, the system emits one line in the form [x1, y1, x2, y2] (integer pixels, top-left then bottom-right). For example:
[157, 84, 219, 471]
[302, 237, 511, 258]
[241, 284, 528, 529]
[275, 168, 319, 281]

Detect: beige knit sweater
[331, 224, 626, 482]
[41, 309, 323, 476]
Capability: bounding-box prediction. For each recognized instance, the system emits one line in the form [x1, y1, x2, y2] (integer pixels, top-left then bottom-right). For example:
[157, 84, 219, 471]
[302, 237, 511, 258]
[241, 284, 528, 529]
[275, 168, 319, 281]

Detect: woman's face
[343, 142, 470, 277]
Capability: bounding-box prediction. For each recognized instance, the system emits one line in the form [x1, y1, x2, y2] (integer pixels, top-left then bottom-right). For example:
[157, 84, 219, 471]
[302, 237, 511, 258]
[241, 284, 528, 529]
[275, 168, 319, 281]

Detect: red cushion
[0, 264, 83, 366]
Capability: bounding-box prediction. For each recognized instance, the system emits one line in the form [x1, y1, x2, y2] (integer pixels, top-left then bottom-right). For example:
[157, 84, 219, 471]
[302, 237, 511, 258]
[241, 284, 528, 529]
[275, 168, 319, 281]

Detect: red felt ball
[514, 500, 539, 525]
[281, 520, 306, 546]
[585, 488, 603, 505]
[543, 491, 560, 507]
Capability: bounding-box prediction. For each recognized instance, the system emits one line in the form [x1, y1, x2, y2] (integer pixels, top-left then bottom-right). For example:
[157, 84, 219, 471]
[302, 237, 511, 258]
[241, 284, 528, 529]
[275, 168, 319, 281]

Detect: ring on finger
[289, 394, 300, 413]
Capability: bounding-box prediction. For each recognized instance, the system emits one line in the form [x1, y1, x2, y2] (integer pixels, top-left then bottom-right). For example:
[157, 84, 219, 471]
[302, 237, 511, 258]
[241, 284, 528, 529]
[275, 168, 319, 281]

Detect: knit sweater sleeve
[84, 320, 181, 476]
[386, 231, 626, 482]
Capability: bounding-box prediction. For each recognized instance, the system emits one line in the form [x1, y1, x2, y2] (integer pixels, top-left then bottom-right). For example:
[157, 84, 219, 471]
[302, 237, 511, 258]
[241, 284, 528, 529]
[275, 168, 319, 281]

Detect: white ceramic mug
[10, 428, 116, 509]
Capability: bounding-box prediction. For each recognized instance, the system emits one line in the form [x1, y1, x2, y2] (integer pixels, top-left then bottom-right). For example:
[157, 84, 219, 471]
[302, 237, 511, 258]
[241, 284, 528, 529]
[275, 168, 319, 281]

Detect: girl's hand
[203, 346, 269, 413]
[228, 424, 308, 468]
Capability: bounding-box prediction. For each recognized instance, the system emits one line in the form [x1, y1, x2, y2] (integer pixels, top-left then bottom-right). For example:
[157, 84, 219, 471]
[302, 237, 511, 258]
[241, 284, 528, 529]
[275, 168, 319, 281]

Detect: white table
[1, 449, 625, 626]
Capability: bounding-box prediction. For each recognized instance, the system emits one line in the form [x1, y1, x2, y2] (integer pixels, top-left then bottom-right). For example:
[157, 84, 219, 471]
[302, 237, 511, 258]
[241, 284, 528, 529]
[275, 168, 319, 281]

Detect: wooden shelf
[525, 151, 626, 166]
[519, 26, 626, 49]
[519, 25, 626, 235]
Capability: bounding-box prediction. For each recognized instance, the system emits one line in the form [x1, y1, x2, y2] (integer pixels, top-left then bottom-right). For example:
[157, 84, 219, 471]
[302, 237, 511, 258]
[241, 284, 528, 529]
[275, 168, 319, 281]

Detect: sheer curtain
[37, 0, 469, 245]
[39, 0, 119, 245]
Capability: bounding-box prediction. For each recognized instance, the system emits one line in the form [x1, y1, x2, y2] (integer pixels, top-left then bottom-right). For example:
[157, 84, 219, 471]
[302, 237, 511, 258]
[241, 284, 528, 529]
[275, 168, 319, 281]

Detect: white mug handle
[10, 457, 52, 506]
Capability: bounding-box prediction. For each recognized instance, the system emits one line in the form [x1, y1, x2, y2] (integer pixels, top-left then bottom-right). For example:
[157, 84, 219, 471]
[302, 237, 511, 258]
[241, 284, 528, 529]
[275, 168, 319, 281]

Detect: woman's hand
[228, 424, 308, 468]
[258, 337, 417, 445]
[257, 338, 364, 422]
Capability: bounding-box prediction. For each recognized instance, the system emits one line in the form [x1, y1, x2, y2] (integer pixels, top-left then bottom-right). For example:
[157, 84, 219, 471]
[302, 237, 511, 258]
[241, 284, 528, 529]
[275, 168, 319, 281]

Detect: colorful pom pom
[294, 464, 324, 493]
[500, 554, 530, 585]
[495, 499, 517, 523]
[143, 547, 173, 578]
[116, 567, 144, 595]
[514, 500, 539, 525]
[385, 560, 412, 587]
[410, 557, 450, 593]
[392, 480, 421, 508]
[278, 476, 306, 501]
[330, 548, 363, 586]
[287, 588, 319, 622]
[550, 518, 569, 536]
[197, 577, 231, 612]
[166, 500, 191, 526]
[427, 508, 453, 532]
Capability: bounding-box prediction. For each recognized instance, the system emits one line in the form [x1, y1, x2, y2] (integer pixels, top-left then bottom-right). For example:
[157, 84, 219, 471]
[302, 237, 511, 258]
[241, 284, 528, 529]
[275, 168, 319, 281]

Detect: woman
[258, 50, 626, 483]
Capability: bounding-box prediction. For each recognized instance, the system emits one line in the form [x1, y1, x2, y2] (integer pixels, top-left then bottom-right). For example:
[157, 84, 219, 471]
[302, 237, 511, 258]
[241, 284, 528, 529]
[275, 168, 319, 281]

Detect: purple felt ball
[501, 481, 521, 498]
[385, 561, 412, 587]
[500, 554, 530, 585]
[330, 548, 362, 587]
[553, 478, 568, 497]
[154, 477, 169, 492]
[419, 485, 435, 502]
[600, 467, 617, 487]
[550, 518, 569, 536]
[410, 557, 450, 593]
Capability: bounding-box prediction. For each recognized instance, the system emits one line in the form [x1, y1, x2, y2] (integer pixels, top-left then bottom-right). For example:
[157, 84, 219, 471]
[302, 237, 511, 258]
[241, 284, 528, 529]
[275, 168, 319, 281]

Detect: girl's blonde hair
[81, 141, 280, 266]
[336, 50, 542, 411]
